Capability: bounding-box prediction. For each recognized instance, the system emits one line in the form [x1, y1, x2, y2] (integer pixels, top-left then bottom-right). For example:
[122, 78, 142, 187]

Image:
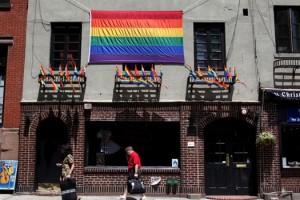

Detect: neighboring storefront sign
[0, 160, 18, 190]
[287, 107, 300, 122]
[263, 88, 300, 100]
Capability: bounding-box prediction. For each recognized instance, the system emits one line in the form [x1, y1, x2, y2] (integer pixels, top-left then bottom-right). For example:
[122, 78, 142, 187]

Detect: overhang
[0, 35, 13, 45]
[261, 87, 300, 101]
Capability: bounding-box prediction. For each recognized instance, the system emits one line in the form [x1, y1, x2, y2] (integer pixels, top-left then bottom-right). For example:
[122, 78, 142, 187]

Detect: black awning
[262, 88, 300, 101]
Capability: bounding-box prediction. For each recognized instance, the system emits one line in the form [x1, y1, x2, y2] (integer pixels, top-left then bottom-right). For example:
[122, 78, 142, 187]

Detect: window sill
[282, 166, 300, 169]
[84, 166, 180, 174]
[274, 53, 300, 59]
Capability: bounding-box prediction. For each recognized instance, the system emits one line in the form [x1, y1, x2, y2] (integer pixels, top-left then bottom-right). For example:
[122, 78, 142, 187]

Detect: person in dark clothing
[56, 144, 81, 200]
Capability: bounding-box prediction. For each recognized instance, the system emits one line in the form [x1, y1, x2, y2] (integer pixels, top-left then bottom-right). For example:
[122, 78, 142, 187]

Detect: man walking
[120, 146, 146, 200]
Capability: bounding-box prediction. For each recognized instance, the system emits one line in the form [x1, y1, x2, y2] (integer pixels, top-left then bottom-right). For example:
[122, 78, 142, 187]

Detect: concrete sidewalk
[0, 194, 195, 200]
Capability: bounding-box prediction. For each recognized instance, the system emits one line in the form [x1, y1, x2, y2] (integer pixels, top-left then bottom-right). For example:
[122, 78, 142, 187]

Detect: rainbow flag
[89, 11, 184, 64]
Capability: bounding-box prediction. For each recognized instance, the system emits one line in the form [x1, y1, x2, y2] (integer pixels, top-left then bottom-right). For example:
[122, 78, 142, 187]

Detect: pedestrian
[56, 144, 81, 200]
[120, 146, 146, 200]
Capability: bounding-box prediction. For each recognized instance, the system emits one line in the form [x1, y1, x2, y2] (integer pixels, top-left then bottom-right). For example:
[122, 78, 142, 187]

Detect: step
[205, 195, 260, 200]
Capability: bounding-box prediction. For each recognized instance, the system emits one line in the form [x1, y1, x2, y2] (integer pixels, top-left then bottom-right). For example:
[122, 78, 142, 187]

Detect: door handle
[226, 153, 230, 166]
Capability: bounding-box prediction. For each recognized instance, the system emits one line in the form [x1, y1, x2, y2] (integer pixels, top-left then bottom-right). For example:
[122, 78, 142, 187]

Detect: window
[85, 121, 180, 167]
[0, 0, 11, 9]
[281, 126, 300, 168]
[122, 63, 154, 71]
[0, 45, 7, 126]
[275, 6, 300, 53]
[194, 23, 226, 70]
[50, 23, 81, 70]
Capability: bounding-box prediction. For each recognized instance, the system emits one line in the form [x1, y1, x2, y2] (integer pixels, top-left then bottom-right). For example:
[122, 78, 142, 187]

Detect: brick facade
[18, 102, 289, 195]
[0, 0, 27, 128]
[0, 0, 27, 160]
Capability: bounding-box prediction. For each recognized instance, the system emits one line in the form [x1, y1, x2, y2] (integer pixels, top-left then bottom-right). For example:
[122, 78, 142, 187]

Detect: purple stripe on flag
[89, 54, 184, 64]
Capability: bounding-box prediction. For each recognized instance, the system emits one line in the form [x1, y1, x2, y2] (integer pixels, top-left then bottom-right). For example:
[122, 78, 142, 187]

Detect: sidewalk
[0, 194, 194, 200]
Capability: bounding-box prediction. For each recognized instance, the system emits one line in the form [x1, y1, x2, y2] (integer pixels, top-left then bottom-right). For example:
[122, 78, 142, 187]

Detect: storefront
[263, 88, 300, 193]
[18, 102, 261, 196]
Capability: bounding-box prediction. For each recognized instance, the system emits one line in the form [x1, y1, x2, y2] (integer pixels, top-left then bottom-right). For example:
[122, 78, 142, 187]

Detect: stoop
[187, 193, 206, 199]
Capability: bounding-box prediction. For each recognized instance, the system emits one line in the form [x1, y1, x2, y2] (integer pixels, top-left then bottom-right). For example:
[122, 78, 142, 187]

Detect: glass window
[275, 6, 300, 53]
[50, 23, 81, 70]
[0, 45, 7, 126]
[85, 121, 180, 167]
[0, 0, 11, 8]
[281, 126, 300, 167]
[194, 23, 226, 70]
[122, 63, 154, 72]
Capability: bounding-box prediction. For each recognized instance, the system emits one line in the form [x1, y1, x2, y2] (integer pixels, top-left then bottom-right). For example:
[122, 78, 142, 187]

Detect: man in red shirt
[120, 146, 146, 200]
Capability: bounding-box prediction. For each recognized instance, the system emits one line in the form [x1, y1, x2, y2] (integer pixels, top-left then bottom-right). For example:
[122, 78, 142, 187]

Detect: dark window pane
[196, 61, 206, 68]
[275, 6, 300, 53]
[292, 8, 300, 52]
[196, 43, 207, 51]
[86, 121, 180, 166]
[54, 35, 65, 42]
[68, 43, 79, 51]
[54, 43, 65, 51]
[69, 35, 80, 42]
[211, 52, 221, 59]
[51, 23, 81, 69]
[196, 35, 206, 43]
[211, 43, 221, 51]
[194, 23, 225, 70]
[281, 126, 300, 166]
[211, 35, 221, 43]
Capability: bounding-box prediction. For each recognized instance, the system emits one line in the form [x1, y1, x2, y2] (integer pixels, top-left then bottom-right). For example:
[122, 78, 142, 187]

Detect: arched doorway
[36, 116, 68, 190]
[204, 117, 257, 195]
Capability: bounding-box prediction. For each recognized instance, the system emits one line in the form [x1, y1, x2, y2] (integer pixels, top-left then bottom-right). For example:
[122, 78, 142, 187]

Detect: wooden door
[204, 119, 256, 195]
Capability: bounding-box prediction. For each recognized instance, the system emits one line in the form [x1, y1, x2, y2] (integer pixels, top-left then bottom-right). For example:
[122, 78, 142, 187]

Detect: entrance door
[204, 118, 256, 195]
[36, 116, 68, 189]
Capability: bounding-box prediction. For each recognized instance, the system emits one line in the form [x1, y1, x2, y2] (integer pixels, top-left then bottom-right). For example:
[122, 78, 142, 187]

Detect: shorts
[128, 168, 141, 180]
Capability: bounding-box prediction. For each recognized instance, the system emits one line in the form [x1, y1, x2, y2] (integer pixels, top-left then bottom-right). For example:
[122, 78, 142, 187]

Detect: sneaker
[119, 195, 126, 199]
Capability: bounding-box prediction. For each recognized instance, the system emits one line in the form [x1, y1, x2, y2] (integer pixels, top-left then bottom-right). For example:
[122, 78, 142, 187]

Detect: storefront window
[85, 121, 180, 167]
[281, 126, 300, 168]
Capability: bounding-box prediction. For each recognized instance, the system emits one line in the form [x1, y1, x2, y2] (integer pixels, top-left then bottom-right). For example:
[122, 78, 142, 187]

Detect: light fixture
[84, 103, 92, 110]
[241, 107, 248, 115]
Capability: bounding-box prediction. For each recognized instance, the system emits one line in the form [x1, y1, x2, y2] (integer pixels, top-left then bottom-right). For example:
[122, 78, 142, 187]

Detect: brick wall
[0, 0, 27, 128]
[18, 102, 292, 195]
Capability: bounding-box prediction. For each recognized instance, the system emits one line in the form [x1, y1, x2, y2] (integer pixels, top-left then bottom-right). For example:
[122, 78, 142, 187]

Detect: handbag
[60, 178, 78, 200]
[127, 178, 146, 194]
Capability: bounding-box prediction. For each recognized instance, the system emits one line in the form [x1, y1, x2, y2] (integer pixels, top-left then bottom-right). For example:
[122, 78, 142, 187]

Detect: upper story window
[122, 63, 153, 72]
[194, 23, 226, 70]
[50, 23, 81, 70]
[275, 6, 300, 53]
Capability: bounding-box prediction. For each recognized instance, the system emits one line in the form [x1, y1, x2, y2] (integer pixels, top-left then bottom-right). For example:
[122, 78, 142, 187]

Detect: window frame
[85, 121, 181, 167]
[280, 124, 300, 169]
[274, 6, 300, 53]
[194, 23, 226, 70]
[50, 23, 82, 70]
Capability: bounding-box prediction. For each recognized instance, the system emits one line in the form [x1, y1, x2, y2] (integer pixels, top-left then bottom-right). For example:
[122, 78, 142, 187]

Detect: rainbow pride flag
[89, 11, 184, 64]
